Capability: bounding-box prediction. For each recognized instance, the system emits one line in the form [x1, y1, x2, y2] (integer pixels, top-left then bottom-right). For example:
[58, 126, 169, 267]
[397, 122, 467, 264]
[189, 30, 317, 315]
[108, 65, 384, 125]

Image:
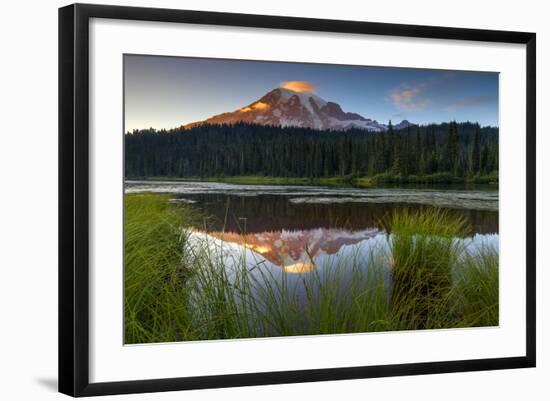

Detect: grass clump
[388, 208, 499, 330]
[388, 208, 470, 329]
[448, 243, 499, 327]
[124, 194, 197, 344]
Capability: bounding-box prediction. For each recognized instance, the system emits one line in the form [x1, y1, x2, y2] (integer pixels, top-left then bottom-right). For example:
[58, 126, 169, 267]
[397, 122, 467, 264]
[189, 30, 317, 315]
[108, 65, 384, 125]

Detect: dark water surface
[126, 180, 498, 271]
[180, 193, 498, 235]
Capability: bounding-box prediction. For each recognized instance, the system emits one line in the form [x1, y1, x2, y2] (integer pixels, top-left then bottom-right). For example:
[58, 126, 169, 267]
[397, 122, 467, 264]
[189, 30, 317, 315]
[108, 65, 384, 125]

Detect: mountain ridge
[182, 87, 413, 132]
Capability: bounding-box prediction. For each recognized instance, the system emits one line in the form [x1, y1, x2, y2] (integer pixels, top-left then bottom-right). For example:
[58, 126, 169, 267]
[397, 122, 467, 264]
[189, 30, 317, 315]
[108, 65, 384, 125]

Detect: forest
[124, 121, 498, 181]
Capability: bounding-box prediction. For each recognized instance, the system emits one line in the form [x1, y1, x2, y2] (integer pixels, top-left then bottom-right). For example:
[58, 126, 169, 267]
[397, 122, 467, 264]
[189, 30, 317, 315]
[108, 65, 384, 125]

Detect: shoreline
[124, 173, 499, 190]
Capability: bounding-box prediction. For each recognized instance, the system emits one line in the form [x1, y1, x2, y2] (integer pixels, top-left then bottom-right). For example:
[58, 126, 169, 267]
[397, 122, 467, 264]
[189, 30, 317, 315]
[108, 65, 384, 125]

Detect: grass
[124, 194, 197, 343]
[389, 208, 468, 330]
[371, 171, 498, 185]
[126, 171, 498, 188]
[449, 243, 499, 327]
[129, 175, 375, 188]
[124, 194, 499, 344]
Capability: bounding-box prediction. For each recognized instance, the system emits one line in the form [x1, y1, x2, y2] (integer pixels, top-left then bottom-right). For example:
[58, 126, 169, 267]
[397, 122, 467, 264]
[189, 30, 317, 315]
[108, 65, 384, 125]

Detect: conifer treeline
[124, 121, 498, 179]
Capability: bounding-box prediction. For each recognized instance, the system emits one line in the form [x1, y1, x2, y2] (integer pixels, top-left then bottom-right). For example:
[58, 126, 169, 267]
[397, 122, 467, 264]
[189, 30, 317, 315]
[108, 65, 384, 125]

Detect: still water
[126, 180, 498, 276]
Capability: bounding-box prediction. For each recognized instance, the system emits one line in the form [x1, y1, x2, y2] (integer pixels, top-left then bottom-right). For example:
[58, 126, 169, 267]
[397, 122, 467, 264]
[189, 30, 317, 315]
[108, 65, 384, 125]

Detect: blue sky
[124, 54, 499, 131]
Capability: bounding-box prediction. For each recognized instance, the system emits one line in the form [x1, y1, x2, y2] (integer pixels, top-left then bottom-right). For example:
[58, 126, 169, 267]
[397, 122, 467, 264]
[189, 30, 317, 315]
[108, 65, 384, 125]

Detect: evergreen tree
[414, 126, 422, 175]
[471, 126, 481, 175]
[481, 144, 489, 174]
[444, 121, 459, 174]
[392, 132, 403, 175]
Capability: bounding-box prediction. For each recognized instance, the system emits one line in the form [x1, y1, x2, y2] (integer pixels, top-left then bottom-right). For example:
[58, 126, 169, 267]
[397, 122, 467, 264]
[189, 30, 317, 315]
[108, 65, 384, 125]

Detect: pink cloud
[280, 81, 317, 93]
[389, 84, 429, 111]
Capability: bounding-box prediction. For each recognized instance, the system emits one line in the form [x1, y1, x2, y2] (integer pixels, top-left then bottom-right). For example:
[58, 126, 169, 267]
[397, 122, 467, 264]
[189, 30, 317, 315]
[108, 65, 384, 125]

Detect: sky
[124, 54, 499, 132]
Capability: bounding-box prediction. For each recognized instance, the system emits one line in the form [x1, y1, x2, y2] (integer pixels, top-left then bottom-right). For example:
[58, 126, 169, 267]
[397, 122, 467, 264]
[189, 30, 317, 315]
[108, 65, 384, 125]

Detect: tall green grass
[124, 194, 498, 344]
[448, 243, 499, 327]
[389, 208, 469, 329]
[124, 194, 196, 343]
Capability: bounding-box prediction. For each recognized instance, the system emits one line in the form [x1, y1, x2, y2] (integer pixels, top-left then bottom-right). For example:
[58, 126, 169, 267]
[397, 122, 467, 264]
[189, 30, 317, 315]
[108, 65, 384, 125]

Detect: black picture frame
[59, 3, 536, 397]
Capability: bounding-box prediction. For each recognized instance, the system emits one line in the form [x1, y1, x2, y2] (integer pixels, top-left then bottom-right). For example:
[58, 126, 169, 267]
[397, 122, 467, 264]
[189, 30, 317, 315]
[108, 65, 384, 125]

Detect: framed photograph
[59, 3, 536, 397]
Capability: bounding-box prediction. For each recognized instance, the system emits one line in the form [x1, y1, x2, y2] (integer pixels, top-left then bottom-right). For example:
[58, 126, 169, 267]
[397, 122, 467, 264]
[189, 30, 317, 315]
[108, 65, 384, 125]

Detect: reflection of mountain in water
[204, 227, 382, 271]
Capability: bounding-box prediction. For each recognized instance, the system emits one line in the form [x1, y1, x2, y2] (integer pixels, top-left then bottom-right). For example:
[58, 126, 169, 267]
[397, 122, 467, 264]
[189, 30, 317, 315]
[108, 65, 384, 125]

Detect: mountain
[183, 87, 412, 132]
[393, 120, 414, 130]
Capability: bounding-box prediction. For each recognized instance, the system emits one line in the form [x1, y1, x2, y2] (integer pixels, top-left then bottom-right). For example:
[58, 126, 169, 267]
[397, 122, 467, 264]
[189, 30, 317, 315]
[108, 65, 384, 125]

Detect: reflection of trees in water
[184, 194, 498, 235]
[459, 208, 499, 235]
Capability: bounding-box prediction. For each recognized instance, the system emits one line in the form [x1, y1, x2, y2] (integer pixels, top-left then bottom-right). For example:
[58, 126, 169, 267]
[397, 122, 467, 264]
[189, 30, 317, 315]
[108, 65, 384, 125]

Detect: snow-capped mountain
[183, 87, 412, 132]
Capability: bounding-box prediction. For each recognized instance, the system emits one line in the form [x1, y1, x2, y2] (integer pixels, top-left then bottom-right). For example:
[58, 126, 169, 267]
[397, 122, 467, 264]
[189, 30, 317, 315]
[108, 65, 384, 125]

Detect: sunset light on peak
[240, 101, 270, 112]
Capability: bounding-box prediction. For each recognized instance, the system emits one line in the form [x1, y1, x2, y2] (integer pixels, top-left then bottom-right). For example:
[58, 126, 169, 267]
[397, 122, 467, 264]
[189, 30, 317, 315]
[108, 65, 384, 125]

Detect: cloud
[280, 81, 317, 93]
[445, 95, 493, 112]
[389, 84, 429, 111]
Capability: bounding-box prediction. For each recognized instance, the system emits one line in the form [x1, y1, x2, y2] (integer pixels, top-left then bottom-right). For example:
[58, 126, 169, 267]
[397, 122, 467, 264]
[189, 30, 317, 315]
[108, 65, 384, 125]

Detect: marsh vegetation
[124, 192, 498, 344]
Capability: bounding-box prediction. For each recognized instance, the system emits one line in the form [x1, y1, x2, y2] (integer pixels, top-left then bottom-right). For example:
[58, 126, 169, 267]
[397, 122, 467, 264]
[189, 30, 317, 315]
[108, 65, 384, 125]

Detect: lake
[125, 180, 498, 273]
